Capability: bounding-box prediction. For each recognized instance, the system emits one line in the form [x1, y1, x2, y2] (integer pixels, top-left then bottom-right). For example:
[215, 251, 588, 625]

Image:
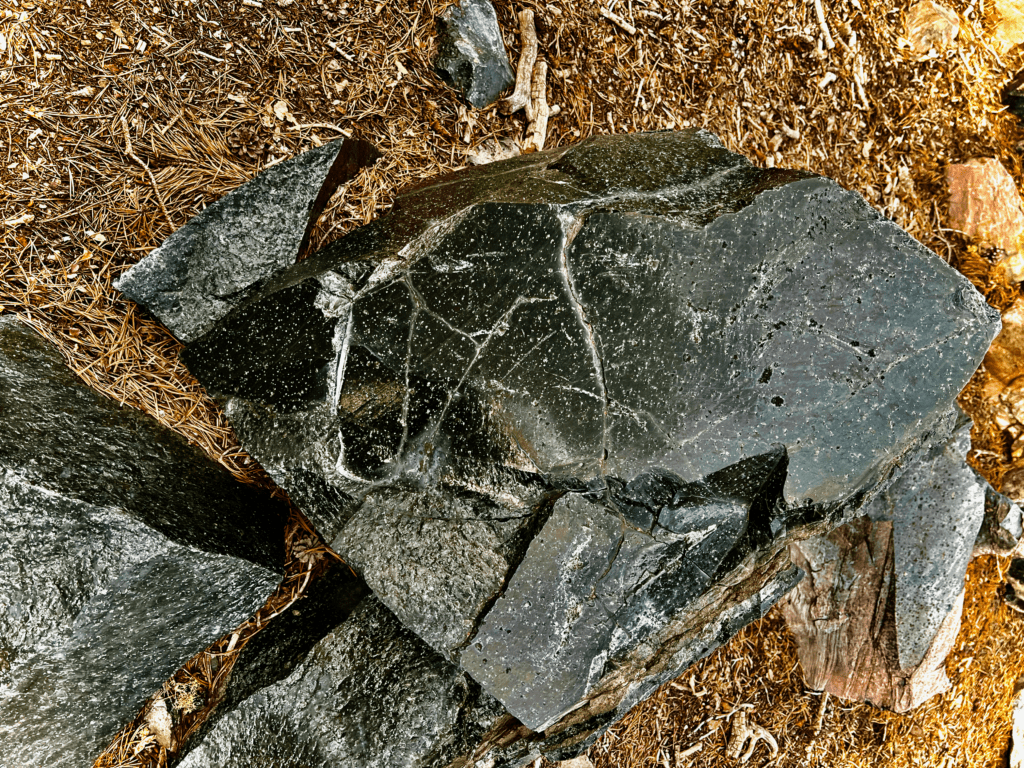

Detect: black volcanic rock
[177, 595, 505, 768]
[433, 0, 514, 108]
[782, 408, 997, 711]
[0, 317, 287, 568]
[115, 137, 379, 343]
[121, 130, 999, 759]
[460, 449, 791, 729]
[0, 318, 284, 766]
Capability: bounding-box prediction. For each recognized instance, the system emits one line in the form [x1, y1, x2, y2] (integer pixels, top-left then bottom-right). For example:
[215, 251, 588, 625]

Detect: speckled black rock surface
[0, 318, 282, 766]
[176, 595, 505, 768]
[862, 409, 989, 669]
[115, 137, 379, 343]
[123, 130, 999, 758]
[0, 316, 287, 568]
[461, 448, 793, 729]
[176, 558, 371, 766]
[433, 0, 514, 108]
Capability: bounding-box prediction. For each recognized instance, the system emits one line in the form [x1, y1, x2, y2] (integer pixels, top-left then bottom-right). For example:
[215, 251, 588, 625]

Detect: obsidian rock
[0, 318, 284, 766]
[433, 0, 514, 108]
[115, 137, 379, 343]
[866, 411, 988, 669]
[177, 595, 505, 768]
[0, 317, 287, 568]
[121, 130, 999, 756]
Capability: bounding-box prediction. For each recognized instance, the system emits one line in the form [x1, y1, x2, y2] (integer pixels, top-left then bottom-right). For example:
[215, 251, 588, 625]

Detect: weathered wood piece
[782, 413, 992, 711]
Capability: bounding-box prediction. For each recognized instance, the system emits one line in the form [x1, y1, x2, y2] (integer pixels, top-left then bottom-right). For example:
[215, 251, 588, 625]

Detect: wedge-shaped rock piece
[116, 137, 379, 343]
[433, 0, 514, 108]
[461, 449, 790, 731]
[0, 317, 287, 568]
[0, 317, 284, 765]
[126, 131, 997, 754]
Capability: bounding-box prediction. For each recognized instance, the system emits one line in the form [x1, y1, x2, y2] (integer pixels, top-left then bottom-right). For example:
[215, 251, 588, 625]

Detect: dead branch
[500, 9, 538, 116]
[600, 7, 637, 35]
[524, 60, 554, 153]
[813, 0, 836, 50]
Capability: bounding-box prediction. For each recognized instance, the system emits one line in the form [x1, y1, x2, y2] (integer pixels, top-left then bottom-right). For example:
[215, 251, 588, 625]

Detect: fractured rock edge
[0, 471, 280, 768]
[0, 317, 288, 765]
[781, 409, 1009, 712]
[116, 136, 380, 343]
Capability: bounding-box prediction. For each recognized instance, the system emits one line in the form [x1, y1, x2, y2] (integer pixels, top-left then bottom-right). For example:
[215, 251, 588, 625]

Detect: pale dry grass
[1, 0, 1023, 765]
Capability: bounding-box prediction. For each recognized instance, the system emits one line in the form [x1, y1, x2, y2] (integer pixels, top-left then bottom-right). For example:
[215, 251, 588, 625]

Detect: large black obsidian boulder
[0, 317, 287, 766]
[119, 130, 999, 761]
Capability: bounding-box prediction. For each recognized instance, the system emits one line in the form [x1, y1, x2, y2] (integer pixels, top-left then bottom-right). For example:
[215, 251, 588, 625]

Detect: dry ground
[1, 0, 1023, 765]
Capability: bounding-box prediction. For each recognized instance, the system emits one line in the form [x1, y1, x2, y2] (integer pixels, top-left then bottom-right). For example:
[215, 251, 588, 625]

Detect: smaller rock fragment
[985, 297, 1024, 385]
[905, 0, 959, 58]
[973, 478, 1024, 556]
[115, 137, 380, 343]
[782, 411, 988, 711]
[947, 157, 1024, 281]
[177, 595, 505, 768]
[433, 0, 514, 109]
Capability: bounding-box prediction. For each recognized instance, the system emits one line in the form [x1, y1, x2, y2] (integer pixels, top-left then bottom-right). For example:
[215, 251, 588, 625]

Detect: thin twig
[813, 0, 836, 50]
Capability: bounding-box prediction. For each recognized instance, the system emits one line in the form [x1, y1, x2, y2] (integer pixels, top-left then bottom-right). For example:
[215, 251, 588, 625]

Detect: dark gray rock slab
[115, 137, 379, 343]
[0, 318, 284, 765]
[177, 595, 505, 768]
[124, 130, 997, 749]
[882, 412, 986, 669]
[0, 471, 279, 767]
[461, 448, 790, 730]
[433, 0, 514, 108]
[176, 557, 371, 763]
[0, 316, 287, 568]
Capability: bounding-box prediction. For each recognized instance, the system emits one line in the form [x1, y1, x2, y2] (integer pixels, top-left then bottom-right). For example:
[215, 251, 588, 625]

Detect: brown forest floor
[2, 0, 1024, 765]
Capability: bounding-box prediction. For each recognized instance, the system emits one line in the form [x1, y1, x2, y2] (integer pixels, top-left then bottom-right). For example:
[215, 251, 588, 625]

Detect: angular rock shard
[116, 137, 380, 343]
[121, 130, 998, 760]
[781, 410, 991, 711]
[0, 317, 287, 568]
[461, 448, 791, 730]
[0, 317, 284, 765]
[433, 0, 514, 109]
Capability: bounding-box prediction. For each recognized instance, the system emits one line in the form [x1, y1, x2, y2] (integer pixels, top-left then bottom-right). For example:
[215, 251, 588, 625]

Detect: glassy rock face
[782, 408, 993, 712]
[0, 317, 282, 766]
[120, 131, 999, 759]
[115, 137, 379, 343]
[433, 0, 514, 109]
